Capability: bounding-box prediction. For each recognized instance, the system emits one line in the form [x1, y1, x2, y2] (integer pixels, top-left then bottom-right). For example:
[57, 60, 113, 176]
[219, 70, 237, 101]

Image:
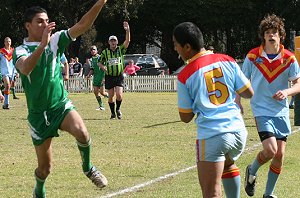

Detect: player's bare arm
[273, 78, 300, 100]
[63, 62, 69, 81]
[16, 22, 56, 75]
[235, 94, 244, 114]
[98, 62, 107, 72]
[235, 87, 253, 114]
[179, 112, 194, 123]
[123, 21, 130, 48]
[69, 0, 108, 39]
[238, 86, 254, 99]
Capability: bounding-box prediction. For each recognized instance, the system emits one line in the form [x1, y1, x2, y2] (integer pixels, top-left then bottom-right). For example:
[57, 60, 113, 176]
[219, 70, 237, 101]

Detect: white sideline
[99, 166, 196, 198]
[98, 127, 300, 198]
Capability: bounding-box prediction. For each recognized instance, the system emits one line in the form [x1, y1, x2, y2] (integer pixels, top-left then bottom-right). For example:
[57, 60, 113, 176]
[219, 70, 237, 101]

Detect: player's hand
[272, 90, 288, 101]
[102, 66, 107, 72]
[63, 75, 69, 81]
[123, 21, 130, 31]
[40, 22, 56, 48]
[235, 101, 244, 114]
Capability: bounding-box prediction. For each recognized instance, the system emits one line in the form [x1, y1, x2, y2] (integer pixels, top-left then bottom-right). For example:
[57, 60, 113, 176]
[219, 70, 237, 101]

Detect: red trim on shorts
[196, 139, 205, 161]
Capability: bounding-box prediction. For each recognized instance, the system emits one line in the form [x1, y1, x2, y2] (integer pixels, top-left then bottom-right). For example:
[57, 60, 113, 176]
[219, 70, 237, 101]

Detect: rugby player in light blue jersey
[239, 14, 300, 198]
[0, 37, 15, 109]
[174, 22, 254, 198]
[13, 1, 108, 197]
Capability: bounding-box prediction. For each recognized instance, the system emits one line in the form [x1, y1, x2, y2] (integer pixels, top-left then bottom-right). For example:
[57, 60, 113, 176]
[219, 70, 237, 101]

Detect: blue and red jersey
[177, 51, 251, 139]
[242, 45, 300, 117]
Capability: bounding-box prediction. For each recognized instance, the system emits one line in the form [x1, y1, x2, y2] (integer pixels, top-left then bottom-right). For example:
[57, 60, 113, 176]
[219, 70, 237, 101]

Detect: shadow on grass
[143, 120, 181, 128]
[84, 118, 112, 121]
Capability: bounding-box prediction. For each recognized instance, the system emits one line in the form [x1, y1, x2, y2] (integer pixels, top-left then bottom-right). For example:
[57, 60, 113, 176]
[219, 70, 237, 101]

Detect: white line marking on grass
[99, 127, 300, 198]
[98, 166, 196, 198]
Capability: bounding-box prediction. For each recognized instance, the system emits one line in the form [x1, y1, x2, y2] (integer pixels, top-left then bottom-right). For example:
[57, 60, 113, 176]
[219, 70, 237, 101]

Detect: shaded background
[1, 0, 300, 73]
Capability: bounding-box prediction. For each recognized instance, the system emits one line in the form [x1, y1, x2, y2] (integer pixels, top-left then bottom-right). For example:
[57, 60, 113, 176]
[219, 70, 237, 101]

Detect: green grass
[0, 93, 299, 198]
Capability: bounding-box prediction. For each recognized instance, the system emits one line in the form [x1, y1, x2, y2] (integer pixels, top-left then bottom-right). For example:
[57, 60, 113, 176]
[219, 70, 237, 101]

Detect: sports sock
[4, 90, 10, 105]
[77, 139, 92, 172]
[222, 167, 240, 198]
[10, 87, 16, 97]
[96, 96, 103, 107]
[109, 102, 115, 115]
[116, 100, 122, 111]
[264, 164, 281, 196]
[34, 170, 46, 197]
[249, 151, 266, 176]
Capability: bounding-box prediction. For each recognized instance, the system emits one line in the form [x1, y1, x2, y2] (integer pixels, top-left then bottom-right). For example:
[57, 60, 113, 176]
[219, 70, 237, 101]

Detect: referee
[99, 21, 130, 119]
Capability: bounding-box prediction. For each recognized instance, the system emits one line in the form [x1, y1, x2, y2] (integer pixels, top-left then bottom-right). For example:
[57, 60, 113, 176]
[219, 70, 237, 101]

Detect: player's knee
[116, 94, 122, 100]
[74, 126, 89, 142]
[224, 162, 236, 171]
[263, 147, 277, 160]
[274, 150, 285, 161]
[36, 165, 52, 179]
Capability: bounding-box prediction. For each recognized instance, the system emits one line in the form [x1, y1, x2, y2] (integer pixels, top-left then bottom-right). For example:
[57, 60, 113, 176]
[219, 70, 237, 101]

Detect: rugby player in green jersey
[87, 45, 108, 110]
[13, 1, 108, 197]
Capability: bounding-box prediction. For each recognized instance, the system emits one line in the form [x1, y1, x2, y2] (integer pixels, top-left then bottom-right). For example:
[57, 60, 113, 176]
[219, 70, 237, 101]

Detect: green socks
[96, 96, 103, 107]
[10, 87, 15, 97]
[34, 171, 46, 198]
[77, 139, 93, 172]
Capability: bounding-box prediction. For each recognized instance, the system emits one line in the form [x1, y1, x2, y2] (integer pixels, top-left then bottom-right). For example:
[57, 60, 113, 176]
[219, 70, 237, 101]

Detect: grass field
[0, 92, 299, 198]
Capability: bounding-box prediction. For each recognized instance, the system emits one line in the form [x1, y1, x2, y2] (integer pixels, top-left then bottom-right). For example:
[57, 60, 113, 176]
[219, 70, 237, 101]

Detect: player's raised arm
[123, 21, 130, 49]
[69, 0, 108, 39]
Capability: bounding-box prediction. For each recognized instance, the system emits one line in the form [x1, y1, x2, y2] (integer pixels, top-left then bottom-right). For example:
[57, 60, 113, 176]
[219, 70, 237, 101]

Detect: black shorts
[105, 74, 124, 90]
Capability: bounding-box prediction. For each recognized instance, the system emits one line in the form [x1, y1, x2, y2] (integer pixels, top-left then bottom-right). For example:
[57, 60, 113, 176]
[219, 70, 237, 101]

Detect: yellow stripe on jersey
[236, 82, 251, 94]
[178, 107, 193, 113]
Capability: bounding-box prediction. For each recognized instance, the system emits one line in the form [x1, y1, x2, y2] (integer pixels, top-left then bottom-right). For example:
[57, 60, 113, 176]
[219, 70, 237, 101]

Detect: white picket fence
[14, 75, 178, 93]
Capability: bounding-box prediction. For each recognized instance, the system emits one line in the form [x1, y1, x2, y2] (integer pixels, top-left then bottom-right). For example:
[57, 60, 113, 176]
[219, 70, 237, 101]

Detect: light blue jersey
[177, 52, 251, 140]
[242, 45, 300, 117]
[0, 47, 15, 77]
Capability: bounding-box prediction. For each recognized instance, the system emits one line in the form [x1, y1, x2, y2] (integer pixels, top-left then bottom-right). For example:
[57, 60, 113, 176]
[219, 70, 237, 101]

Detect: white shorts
[196, 130, 247, 162]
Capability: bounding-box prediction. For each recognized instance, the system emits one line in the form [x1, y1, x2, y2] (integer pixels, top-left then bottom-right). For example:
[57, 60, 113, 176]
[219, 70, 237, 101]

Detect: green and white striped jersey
[100, 44, 127, 76]
[13, 30, 74, 114]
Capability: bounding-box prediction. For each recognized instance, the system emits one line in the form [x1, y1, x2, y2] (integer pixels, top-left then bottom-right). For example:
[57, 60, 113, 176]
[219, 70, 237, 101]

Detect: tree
[2, 0, 300, 72]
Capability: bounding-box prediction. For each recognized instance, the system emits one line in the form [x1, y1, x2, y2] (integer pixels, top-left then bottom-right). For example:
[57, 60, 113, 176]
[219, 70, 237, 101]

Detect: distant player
[10, 67, 19, 99]
[86, 45, 108, 110]
[174, 22, 253, 198]
[0, 37, 15, 109]
[61, 53, 69, 81]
